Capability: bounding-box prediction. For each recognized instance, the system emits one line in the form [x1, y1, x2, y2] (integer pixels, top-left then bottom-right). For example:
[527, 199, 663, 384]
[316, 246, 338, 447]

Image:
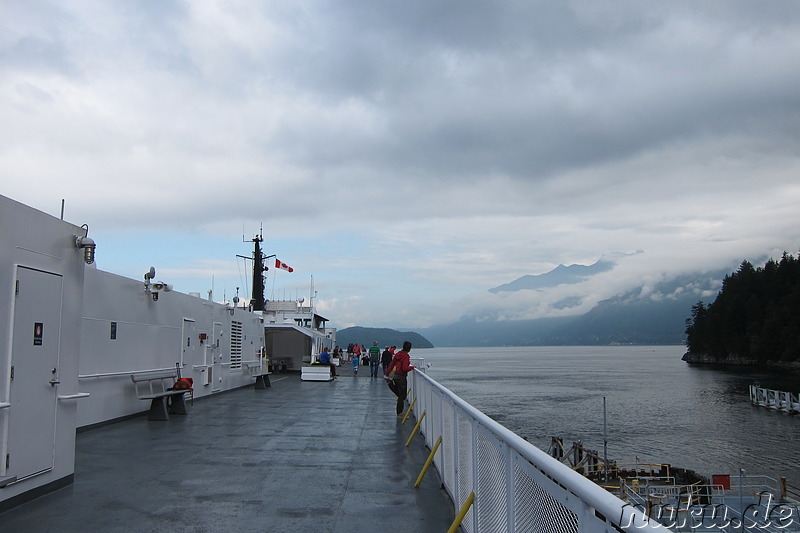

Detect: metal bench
[244, 361, 272, 389]
[130, 370, 191, 421]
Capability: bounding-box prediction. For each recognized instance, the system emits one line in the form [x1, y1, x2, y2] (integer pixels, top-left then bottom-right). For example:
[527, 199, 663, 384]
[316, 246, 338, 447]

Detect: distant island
[335, 326, 434, 350]
[683, 253, 800, 367]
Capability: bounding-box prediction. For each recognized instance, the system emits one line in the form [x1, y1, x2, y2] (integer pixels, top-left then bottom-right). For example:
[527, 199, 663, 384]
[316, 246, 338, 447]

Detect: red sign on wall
[34, 322, 43, 346]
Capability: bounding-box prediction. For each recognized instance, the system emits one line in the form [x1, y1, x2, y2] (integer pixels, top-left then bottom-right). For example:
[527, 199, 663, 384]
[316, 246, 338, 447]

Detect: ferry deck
[0, 363, 455, 533]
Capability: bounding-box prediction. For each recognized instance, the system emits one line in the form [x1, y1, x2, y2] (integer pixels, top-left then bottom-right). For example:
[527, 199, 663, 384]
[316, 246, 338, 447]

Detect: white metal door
[211, 322, 223, 391]
[6, 267, 61, 480]
[181, 318, 196, 378]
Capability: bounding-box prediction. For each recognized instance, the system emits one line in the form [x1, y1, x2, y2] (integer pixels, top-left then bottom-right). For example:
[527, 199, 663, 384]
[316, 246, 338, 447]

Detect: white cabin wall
[0, 195, 86, 508]
[0, 194, 268, 510]
[77, 269, 264, 428]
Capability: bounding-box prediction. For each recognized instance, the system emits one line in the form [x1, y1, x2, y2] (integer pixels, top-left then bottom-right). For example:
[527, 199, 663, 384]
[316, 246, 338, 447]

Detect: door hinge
[5, 454, 9, 469]
[9, 366, 13, 382]
[15, 280, 19, 296]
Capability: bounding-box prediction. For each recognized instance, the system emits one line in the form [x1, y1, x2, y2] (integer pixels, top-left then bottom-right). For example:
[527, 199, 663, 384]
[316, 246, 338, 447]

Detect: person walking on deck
[381, 346, 392, 376]
[368, 341, 381, 377]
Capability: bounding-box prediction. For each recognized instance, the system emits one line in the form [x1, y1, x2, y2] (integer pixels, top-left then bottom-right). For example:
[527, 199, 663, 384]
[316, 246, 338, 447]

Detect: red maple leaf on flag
[275, 259, 294, 273]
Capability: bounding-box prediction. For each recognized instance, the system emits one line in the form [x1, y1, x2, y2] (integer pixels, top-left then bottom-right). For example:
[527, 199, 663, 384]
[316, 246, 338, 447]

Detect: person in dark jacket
[381, 346, 392, 376]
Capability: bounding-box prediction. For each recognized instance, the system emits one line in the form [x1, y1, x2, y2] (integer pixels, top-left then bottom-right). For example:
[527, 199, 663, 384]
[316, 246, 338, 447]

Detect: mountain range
[338, 258, 733, 348]
[417, 259, 730, 347]
[487, 259, 616, 293]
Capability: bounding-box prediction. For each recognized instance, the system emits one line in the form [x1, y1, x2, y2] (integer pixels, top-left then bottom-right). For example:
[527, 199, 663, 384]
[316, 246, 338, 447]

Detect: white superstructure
[1, 195, 89, 505]
[0, 194, 334, 510]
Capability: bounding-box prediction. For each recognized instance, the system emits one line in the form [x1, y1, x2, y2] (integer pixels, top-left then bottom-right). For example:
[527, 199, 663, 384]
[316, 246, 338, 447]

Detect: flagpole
[309, 275, 314, 311]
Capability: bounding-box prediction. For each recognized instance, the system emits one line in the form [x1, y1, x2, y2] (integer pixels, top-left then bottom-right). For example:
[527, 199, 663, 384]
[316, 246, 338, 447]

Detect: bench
[244, 361, 272, 389]
[131, 370, 192, 421]
[301, 365, 334, 382]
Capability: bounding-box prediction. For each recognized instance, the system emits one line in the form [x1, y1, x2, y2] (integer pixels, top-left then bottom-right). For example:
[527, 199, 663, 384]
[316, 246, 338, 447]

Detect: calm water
[418, 346, 800, 484]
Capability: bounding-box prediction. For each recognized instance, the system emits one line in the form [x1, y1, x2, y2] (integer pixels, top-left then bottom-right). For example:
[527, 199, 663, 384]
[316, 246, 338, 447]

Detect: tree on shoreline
[685, 253, 800, 363]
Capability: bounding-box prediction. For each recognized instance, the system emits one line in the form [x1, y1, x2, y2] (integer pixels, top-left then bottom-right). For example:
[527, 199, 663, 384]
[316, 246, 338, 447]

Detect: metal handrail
[80, 362, 258, 379]
[410, 370, 669, 532]
[79, 367, 176, 379]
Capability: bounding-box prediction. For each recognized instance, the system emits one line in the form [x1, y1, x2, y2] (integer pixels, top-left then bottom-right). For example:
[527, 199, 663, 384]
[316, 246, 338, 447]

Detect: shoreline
[681, 351, 800, 369]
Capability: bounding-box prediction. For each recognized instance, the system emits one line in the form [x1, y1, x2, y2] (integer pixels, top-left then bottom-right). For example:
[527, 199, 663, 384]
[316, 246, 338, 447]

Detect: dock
[0, 364, 455, 533]
[750, 384, 800, 413]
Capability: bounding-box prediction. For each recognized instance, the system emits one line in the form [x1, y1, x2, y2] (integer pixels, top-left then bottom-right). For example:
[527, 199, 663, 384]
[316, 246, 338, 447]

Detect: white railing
[409, 370, 669, 533]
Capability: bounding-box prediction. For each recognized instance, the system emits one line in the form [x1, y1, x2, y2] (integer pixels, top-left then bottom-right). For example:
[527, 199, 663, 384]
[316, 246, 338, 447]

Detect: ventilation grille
[230, 321, 243, 369]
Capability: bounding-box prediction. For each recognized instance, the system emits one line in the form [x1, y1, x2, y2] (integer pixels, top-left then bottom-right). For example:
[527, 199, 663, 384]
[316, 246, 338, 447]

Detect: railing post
[414, 435, 442, 487]
[405, 411, 426, 447]
[471, 417, 479, 532]
[447, 491, 475, 533]
[505, 441, 515, 531]
[401, 396, 417, 423]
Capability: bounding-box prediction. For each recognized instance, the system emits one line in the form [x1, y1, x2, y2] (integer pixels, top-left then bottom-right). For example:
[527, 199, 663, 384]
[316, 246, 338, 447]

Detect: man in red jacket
[385, 341, 415, 416]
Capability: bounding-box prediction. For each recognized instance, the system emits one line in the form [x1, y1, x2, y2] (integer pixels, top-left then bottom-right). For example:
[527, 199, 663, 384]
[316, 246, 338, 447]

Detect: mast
[251, 232, 266, 311]
[238, 226, 274, 311]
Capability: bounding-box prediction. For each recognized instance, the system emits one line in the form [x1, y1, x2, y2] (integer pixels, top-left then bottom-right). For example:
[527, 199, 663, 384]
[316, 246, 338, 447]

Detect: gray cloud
[3, 1, 800, 327]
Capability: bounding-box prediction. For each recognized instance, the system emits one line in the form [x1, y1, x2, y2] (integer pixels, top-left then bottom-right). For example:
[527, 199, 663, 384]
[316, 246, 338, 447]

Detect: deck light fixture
[74, 224, 96, 264]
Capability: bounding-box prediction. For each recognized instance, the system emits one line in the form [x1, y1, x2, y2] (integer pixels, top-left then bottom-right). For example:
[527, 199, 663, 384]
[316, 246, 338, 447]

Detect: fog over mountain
[417, 257, 731, 347]
[488, 258, 618, 293]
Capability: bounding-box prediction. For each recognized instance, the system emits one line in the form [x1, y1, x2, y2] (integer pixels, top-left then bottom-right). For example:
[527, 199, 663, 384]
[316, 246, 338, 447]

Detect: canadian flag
[275, 259, 294, 273]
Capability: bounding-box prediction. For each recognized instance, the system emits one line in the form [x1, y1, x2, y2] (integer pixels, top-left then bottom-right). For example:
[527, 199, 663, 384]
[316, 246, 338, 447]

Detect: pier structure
[750, 384, 800, 413]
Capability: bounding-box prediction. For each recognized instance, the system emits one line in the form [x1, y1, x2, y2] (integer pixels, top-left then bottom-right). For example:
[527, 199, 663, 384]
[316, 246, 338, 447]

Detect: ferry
[8, 192, 778, 532]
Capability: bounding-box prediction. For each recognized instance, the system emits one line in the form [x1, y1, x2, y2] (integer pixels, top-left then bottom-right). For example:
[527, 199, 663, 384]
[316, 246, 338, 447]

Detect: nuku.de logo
[618, 491, 799, 530]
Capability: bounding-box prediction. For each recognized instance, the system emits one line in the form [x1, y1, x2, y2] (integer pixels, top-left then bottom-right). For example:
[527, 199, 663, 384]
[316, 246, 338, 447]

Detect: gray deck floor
[1, 364, 455, 533]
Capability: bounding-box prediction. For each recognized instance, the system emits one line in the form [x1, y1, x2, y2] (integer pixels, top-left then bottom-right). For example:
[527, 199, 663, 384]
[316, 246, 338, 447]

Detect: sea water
[421, 345, 800, 484]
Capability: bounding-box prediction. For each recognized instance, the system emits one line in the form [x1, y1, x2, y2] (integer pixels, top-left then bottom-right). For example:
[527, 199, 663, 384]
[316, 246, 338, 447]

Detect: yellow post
[447, 491, 475, 533]
[414, 435, 443, 487]
[400, 396, 417, 423]
[405, 410, 426, 447]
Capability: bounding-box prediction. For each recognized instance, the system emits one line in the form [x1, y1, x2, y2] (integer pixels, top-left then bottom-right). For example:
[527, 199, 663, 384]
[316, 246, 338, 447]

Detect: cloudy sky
[3, 1, 800, 329]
